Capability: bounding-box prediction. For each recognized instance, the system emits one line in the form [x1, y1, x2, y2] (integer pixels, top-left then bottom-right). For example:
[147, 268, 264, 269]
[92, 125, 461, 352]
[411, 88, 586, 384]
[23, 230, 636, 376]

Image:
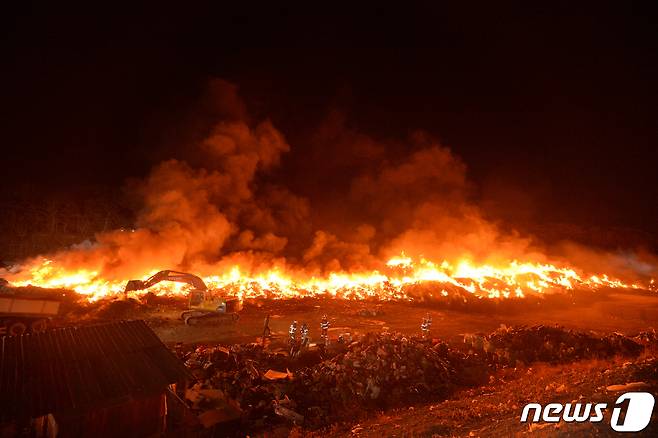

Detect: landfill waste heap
[176, 325, 655, 433]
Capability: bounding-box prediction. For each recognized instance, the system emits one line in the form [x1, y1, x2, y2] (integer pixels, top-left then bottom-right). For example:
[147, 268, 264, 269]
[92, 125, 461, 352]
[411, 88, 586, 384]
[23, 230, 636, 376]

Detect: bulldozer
[124, 270, 242, 326]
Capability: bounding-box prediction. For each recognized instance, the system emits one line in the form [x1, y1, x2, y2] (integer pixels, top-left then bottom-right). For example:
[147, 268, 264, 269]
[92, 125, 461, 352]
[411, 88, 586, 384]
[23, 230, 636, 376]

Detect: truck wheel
[8, 321, 27, 336]
[31, 319, 48, 333]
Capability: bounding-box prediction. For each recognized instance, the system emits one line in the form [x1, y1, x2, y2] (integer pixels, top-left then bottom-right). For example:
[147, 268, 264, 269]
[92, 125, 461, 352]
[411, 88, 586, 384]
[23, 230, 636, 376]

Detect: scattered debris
[606, 381, 651, 392]
[95, 298, 146, 319]
[176, 324, 649, 433]
[633, 329, 658, 349]
[464, 324, 644, 366]
[356, 306, 384, 317]
[274, 403, 304, 424]
[264, 369, 293, 380]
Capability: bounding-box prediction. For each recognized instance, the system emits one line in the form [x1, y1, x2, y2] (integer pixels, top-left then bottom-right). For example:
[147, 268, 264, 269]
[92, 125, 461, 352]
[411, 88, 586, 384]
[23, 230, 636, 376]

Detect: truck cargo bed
[0, 296, 60, 317]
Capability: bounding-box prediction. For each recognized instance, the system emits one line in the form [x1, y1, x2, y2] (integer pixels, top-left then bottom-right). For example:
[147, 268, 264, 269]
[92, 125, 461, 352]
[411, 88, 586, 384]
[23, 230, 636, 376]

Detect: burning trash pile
[176, 324, 650, 432]
[4, 255, 654, 303]
[464, 325, 646, 366]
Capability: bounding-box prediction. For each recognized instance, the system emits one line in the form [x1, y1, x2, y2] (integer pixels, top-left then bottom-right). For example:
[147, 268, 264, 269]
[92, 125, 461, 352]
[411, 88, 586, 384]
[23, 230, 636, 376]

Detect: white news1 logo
[521, 392, 655, 432]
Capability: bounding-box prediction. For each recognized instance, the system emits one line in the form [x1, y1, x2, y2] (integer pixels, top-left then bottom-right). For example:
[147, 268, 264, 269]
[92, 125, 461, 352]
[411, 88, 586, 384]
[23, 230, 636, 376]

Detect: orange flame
[5, 253, 654, 302]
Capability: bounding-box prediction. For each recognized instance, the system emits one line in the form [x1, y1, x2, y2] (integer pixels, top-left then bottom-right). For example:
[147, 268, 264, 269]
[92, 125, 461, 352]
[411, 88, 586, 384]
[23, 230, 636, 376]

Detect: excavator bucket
[124, 279, 147, 293]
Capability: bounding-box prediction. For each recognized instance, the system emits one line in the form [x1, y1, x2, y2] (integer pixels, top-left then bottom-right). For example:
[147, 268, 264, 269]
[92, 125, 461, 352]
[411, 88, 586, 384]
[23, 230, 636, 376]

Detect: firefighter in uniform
[289, 320, 298, 356]
[421, 313, 432, 339]
[320, 314, 330, 346]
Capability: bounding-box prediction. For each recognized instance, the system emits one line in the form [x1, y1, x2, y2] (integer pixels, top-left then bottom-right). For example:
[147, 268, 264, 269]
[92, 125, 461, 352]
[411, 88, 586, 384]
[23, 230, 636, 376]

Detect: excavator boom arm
[124, 270, 208, 293]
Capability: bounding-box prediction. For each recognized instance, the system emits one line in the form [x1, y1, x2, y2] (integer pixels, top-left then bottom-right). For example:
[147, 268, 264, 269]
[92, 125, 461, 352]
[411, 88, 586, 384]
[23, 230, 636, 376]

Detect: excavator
[124, 270, 242, 326]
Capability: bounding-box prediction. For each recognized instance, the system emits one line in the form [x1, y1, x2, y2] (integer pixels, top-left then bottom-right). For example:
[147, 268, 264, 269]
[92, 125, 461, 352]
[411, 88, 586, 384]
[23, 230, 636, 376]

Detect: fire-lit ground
[3, 238, 657, 436]
[25, 279, 655, 347]
[82, 288, 657, 347]
[162, 290, 655, 437]
[79, 288, 658, 436]
[319, 356, 658, 437]
[4, 282, 658, 436]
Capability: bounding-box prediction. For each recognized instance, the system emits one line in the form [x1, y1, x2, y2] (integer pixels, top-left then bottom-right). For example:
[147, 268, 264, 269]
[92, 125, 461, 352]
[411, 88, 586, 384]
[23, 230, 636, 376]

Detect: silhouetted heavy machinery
[0, 282, 61, 336]
[124, 270, 242, 325]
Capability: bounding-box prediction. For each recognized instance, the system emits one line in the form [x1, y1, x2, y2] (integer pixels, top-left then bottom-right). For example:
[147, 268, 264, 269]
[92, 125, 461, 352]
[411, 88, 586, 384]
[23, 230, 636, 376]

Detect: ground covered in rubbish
[175, 325, 658, 436]
[10, 285, 658, 436]
[320, 355, 658, 437]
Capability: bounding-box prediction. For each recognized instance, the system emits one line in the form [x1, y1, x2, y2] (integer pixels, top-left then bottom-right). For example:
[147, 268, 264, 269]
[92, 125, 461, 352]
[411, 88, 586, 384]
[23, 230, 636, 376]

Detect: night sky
[2, 3, 657, 244]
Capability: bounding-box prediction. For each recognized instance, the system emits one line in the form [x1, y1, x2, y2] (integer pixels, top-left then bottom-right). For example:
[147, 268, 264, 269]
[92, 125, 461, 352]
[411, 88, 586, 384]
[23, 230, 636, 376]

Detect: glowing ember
[4, 254, 654, 302]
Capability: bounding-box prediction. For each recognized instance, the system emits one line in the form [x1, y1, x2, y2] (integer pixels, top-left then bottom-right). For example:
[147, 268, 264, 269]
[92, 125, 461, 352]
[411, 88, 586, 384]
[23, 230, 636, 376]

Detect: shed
[0, 319, 192, 437]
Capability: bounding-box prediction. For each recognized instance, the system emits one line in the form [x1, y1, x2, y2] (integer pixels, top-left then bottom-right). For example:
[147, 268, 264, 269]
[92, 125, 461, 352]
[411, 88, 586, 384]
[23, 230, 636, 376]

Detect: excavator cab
[184, 291, 242, 325]
[188, 289, 205, 308]
[124, 270, 241, 325]
[187, 289, 242, 313]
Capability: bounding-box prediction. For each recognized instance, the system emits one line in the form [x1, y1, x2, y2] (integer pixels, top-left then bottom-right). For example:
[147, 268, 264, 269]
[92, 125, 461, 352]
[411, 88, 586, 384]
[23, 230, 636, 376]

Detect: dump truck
[0, 292, 61, 336]
[124, 270, 242, 325]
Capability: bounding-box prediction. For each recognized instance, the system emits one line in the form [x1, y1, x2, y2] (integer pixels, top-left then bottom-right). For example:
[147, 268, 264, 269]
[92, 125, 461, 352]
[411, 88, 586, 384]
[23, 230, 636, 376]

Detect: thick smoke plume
[4, 79, 655, 284]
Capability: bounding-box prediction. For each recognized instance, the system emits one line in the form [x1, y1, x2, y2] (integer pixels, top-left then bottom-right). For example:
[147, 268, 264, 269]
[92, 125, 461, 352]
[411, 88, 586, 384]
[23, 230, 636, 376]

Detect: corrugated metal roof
[0, 320, 192, 422]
